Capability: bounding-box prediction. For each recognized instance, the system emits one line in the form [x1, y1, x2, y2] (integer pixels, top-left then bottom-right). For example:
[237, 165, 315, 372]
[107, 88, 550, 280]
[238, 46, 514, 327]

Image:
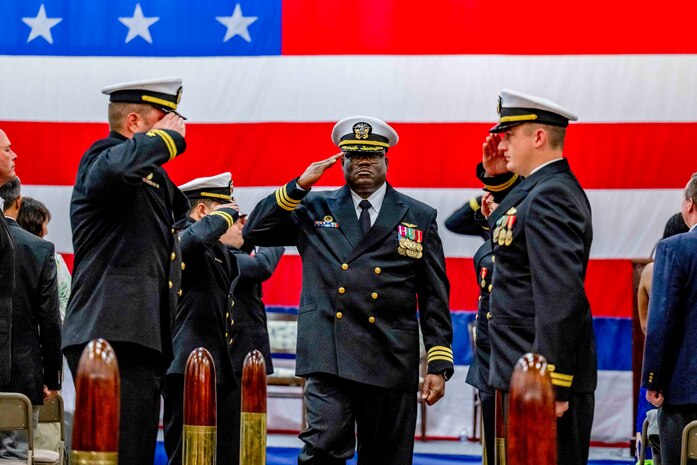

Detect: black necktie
[359, 199, 372, 236]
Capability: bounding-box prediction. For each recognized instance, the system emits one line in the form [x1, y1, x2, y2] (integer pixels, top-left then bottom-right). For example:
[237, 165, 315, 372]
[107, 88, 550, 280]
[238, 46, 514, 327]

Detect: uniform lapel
[487, 159, 571, 232]
[347, 184, 407, 262]
[327, 186, 363, 249]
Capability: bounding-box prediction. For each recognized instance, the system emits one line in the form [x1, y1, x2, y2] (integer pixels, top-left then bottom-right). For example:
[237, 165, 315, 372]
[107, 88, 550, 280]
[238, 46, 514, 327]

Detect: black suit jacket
[642, 228, 697, 404]
[228, 246, 284, 376]
[168, 211, 240, 392]
[63, 130, 189, 364]
[5, 218, 61, 404]
[0, 214, 14, 384]
[244, 180, 453, 391]
[487, 159, 597, 400]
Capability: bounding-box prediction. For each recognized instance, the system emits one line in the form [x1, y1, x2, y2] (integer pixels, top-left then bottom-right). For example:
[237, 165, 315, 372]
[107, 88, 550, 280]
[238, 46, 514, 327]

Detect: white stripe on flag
[1, 55, 697, 123]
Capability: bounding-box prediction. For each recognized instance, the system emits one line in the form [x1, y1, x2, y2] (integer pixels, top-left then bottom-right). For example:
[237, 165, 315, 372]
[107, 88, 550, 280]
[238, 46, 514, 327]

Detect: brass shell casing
[183, 425, 217, 465]
[240, 412, 267, 465]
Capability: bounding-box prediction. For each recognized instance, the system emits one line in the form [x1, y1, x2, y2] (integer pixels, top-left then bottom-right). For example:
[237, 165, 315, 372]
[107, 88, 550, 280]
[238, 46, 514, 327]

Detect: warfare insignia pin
[314, 215, 339, 228]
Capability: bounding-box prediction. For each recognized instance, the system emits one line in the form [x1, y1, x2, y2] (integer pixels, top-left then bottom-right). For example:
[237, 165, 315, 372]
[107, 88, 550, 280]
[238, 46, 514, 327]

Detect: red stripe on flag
[58, 252, 634, 317]
[5, 121, 695, 189]
[261, 255, 634, 318]
[282, 0, 697, 55]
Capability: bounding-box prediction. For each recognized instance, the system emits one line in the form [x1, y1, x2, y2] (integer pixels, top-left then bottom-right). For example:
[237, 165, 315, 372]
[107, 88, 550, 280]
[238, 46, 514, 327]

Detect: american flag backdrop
[2, 0, 696, 443]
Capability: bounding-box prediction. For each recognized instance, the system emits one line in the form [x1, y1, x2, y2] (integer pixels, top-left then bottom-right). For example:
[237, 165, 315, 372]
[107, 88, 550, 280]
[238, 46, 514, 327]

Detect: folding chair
[681, 420, 697, 465]
[266, 312, 306, 429]
[0, 392, 33, 465]
[33, 395, 64, 465]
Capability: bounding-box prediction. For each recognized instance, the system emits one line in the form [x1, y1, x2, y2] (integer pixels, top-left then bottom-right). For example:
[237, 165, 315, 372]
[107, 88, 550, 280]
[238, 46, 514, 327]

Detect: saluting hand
[215, 201, 240, 213]
[153, 112, 186, 137]
[297, 153, 343, 190]
[421, 373, 446, 406]
[482, 133, 507, 176]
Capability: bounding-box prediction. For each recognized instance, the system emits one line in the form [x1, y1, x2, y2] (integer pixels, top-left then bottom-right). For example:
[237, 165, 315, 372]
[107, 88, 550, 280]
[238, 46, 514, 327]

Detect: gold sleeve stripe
[550, 378, 573, 388]
[427, 349, 453, 358]
[549, 372, 574, 382]
[428, 346, 453, 355]
[149, 129, 177, 160]
[275, 189, 296, 211]
[484, 174, 519, 192]
[209, 211, 233, 228]
[469, 197, 480, 211]
[279, 185, 301, 205]
[427, 355, 454, 363]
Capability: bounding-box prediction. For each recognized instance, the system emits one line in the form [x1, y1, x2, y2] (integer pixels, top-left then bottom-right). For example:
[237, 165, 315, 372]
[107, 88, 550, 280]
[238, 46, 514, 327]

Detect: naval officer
[485, 90, 597, 465]
[243, 116, 454, 465]
[63, 78, 189, 465]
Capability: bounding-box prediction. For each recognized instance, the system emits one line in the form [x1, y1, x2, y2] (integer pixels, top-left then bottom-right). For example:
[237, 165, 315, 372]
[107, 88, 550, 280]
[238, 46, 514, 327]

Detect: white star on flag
[216, 4, 258, 43]
[22, 4, 62, 44]
[119, 3, 159, 44]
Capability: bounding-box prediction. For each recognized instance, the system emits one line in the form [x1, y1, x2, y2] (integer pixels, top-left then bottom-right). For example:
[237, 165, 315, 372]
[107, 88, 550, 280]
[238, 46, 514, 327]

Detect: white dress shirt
[350, 182, 387, 227]
[528, 157, 564, 176]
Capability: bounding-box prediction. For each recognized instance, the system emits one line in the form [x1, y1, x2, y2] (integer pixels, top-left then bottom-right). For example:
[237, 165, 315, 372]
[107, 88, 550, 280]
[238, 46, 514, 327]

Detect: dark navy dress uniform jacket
[487, 160, 597, 401]
[63, 129, 189, 364]
[243, 180, 454, 391]
[168, 212, 240, 392]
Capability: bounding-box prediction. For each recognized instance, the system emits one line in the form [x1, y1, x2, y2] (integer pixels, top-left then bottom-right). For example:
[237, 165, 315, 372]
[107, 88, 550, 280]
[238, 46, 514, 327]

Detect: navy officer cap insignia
[178, 172, 233, 202]
[332, 116, 399, 153]
[102, 77, 183, 114]
[490, 89, 578, 133]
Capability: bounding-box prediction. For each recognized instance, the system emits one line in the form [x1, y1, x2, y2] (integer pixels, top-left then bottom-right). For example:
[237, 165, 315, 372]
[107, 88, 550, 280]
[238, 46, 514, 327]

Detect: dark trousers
[657, 404, 697, 465]
[163, 374, 236, 465]
[219, 381, 242, 465]
[480, 389, 495, 465]
[556, 393, 594, 465]
[298, 374, 417, 465]
[502, 391, 594, 465]
[65, 342, 163, 465]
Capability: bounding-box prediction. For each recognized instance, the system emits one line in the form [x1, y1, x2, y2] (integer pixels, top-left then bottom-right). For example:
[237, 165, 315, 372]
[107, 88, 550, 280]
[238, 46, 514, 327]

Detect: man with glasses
[243, 116, 454, 465]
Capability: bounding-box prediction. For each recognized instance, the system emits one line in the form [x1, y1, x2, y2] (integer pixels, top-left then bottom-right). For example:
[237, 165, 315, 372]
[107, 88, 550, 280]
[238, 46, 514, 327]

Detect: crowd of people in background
[1, 78, 696, 465]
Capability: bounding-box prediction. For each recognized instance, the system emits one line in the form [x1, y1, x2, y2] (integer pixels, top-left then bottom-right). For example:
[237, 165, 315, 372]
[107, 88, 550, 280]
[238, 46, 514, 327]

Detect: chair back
[267, 312, 298, 354]
[34, 394, 65, 465]
[681, 420, 697, 465]
[0, 392, 34, 464]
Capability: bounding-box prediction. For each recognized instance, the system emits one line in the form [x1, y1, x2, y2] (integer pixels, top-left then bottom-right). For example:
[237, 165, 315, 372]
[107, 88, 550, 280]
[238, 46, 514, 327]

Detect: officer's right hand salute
[153, 112, 186, 137]
[481, 133, 507, 176]
[296, 153, 343, 189]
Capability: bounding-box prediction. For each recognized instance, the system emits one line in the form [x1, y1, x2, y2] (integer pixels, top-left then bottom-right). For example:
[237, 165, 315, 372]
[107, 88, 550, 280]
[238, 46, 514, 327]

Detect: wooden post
[508, 353, 556, 465]
[240, 350, 267, 465]
[494, 389, 506, 465]
[183, 347, 217, 465]
[71, 338, 120, 465]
